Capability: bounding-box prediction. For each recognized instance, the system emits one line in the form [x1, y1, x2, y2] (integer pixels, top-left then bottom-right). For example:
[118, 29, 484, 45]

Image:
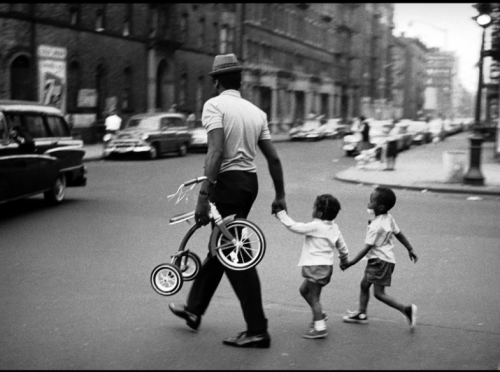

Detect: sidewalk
[335, 131, 500, 196]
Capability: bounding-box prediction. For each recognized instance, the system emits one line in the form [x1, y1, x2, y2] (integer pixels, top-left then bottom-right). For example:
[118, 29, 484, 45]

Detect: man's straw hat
[209, 53, 243, 76]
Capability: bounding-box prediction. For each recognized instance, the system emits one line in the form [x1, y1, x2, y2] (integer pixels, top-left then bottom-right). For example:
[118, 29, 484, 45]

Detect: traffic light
[472, 3, 492, 26]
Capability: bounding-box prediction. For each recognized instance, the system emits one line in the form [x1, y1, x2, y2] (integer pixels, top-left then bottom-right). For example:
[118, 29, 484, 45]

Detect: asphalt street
[0, 139, 499, 369]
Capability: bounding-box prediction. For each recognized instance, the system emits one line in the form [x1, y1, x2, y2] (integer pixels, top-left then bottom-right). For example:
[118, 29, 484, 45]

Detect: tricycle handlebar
[183, 176, 207, 187]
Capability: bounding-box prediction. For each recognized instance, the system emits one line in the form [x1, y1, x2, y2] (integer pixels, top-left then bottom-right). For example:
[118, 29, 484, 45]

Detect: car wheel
[44, 174, 66, 204]
[149, 144, 158, 160]
[178, 143, 187, 157]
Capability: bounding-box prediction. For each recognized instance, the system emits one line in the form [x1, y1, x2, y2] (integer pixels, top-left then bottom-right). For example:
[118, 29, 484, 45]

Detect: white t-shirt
[364, 213, 400, 263]
[105, 114, 122, 131]
[276, 210, 349, 266]
[202, 90, 271, 173]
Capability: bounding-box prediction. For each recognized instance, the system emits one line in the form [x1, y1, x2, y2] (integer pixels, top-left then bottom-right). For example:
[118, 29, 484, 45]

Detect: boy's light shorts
[302, 265, 333, 286]
[365, 258, 395, 286]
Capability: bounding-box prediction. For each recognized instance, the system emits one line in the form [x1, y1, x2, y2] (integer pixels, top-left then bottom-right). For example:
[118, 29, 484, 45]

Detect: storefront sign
[38, 45, 67, 114]
[77, 89, 97, 108]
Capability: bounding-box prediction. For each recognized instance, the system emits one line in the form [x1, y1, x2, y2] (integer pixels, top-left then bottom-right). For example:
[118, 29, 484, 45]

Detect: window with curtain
[220, 25, 228, 54]
[95, 9, 105, 32]
[198, 18, 205, 49]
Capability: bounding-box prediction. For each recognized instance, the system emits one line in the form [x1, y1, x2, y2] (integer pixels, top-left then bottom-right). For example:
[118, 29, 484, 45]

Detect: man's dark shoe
[168, 303, 201, 331]
[222, 331, 271, 348]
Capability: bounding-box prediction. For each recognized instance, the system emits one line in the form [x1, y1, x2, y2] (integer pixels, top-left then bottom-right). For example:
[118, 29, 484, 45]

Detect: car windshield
[126, 117, 159, 130]
[303, 121, 319, 130]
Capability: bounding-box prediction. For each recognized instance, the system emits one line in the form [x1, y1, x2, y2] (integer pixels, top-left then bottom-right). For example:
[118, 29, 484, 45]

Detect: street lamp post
[464, 10, 492, 186]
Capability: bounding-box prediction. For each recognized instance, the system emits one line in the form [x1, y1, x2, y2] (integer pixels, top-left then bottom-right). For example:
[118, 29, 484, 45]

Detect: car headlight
[103, 133, 112, 142]
[141, 133, 149, 140]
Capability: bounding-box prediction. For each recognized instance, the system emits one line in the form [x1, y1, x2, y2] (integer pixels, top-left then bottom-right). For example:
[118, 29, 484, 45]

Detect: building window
[68, 61, 81, 111]
[220, 25, 228, 54]
[179, 73, 187, 107]
[10, 55, 32, 101]
[181, 13, 188, 40]
[159, 7, 168, 38]
[123, 67, 133, 111]
[150, 6, 158, 37]
[95, 9, 105, 32]
[198, 18, 206, 49]
[123, 18, 130, 36]
[69, 6, 79, 26]
[212, 22, 218, 53]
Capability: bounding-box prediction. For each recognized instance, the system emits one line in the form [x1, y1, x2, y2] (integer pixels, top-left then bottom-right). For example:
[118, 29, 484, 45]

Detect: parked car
[0, 100, 87, 205]
[188, 119, 207, 152]
[342, 120, 391, 156]
[318, 118, 350, 139]
[103, 113, 192, 159]
[408, 120, 432, 145]
[289, 119, 325, 141]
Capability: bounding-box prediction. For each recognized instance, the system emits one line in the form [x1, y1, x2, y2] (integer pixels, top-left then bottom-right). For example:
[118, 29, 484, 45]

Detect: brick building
[0, 3, 398, 141]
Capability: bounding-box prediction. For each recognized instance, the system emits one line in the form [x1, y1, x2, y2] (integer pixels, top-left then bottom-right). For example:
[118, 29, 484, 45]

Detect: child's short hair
[374, 186, 396, 211]
[315, 194, 341, 221]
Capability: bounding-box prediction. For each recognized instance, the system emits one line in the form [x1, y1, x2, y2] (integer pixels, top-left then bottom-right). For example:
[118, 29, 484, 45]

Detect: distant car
[0, 100, 87, 205]
[318, 119, 350, 139]
[188, 119, 207, 152]
[408, 120, 432, 145]
[289, 119, 325, 141]
[103, 113, 192, 159]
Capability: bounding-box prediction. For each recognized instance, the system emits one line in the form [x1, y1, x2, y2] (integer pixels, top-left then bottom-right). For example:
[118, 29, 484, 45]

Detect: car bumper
[104, 145, 152, 156]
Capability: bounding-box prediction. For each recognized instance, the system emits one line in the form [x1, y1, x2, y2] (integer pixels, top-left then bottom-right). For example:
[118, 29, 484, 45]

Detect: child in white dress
[275, 194, 349, 339]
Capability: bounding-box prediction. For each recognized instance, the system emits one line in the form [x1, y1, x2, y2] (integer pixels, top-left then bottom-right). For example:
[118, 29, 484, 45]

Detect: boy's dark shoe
[168, 303, 201, 331]
[222, 331, 271, 348]
[303, 328, 327, 339]
[342, 310, 368, 324]
[405, 304, 417, 331]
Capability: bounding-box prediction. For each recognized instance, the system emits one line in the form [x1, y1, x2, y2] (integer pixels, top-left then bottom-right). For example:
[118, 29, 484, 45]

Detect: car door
[160, 117, 176, 152]
[170, 118, 190, 149]
[22, 113, 54, 153]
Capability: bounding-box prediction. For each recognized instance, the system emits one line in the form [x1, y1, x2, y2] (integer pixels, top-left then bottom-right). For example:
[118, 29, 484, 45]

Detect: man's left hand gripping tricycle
[150, 176, 267, 296]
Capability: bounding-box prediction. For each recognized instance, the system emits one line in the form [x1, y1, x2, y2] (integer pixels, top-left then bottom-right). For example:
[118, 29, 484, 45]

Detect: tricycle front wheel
[150, 263, 183, 296]
[172, 251, 201, 281]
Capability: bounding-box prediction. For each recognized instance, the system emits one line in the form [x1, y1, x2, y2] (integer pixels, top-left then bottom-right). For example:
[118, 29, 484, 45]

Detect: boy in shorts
[340, 186, 419, 330]
[276, 194, 349, 339]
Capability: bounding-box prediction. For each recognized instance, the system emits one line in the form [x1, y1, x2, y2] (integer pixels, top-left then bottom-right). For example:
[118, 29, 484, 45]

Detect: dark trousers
[185, 171, 268, 334]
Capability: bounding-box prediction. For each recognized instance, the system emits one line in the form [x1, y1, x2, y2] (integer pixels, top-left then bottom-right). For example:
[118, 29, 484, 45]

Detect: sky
[393, 3, 486, 93]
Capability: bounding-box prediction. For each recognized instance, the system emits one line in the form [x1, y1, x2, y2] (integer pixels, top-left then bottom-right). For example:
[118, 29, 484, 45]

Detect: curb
[334, 172, 500, 197]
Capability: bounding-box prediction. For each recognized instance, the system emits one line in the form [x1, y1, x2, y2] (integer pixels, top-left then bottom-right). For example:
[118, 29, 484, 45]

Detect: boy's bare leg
[373, 284, 406, 313]
[358, 274, 372, 314]
[300, 280, 323, 320]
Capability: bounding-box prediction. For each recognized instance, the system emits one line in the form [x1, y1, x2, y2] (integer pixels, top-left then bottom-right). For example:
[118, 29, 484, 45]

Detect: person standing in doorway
[169, 53, 287, 349]
[359, 116, 371, 151]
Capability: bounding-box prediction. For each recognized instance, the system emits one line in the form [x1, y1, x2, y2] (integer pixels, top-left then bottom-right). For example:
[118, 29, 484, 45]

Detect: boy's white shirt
[276, 210, 349, 266]
[364, 213, 401, 263]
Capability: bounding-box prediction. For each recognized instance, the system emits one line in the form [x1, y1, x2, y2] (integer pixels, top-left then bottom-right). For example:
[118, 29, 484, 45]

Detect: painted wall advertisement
[38, 45, 67, 114]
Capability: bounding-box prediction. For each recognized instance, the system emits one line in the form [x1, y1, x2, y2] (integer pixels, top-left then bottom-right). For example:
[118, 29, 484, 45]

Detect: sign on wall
[77, 89, 98, 108]
[38, 45, 67, 114]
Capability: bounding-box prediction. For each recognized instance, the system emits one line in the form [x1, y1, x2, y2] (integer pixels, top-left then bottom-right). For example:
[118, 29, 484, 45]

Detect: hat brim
[209, 66, 243, 76]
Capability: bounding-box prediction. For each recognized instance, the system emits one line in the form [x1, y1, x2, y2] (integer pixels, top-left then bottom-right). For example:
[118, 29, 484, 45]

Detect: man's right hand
[271, 197, 286, 214]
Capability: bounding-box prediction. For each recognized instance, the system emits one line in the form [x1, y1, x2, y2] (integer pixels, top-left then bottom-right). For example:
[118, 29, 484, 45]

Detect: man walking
[169, 53, 287, 348]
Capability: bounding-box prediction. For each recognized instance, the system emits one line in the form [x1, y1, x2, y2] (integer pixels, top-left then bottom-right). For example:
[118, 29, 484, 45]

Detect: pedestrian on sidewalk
[104, 110, 121, 135]
[340, 186, 419, 330]
[358, 116, 371, 151]
[275, 194, 349, 339]
[168, 53, 287, 349]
